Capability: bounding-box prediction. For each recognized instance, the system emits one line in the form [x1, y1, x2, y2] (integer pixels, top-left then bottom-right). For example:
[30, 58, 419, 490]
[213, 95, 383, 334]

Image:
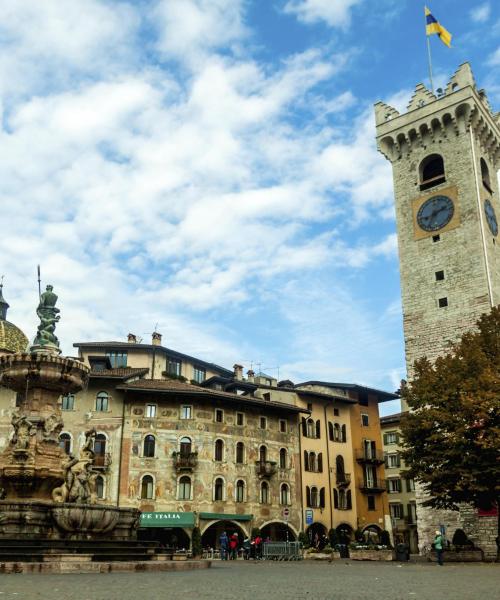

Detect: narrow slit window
[435, 270, 445, 281]
[438, 297, 448, 308]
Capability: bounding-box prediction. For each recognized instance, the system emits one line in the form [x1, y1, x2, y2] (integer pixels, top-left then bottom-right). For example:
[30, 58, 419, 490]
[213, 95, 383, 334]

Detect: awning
[199, 512, 253, 522]
[140, 512, 195, 528]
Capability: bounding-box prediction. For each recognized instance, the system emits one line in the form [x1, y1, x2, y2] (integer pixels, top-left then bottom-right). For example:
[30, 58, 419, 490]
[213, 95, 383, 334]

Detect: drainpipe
[324, 402, 333, 532]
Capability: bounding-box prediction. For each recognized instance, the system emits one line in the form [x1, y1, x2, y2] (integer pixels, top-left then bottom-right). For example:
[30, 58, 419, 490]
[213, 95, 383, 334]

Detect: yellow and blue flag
[425, 6, 452, 48]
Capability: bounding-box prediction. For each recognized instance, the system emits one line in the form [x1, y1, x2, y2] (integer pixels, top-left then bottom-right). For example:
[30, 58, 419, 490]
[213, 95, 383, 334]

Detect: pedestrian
[243, 537, 251, 560]
[219, 531, 229, 561]
[254, 533, 262, 559]
[434, 530, 444, 566]
[229, 532, 239, 560]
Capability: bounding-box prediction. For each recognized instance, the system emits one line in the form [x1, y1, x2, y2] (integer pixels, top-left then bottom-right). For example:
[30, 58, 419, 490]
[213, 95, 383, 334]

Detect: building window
[95, 391, 109, 412]
[384, 431, 398, 444]
[310, 486, 318, 508]
[106, 351, 127, 368]
[407, 502, 417, 524]
[387, 478, 401, 493]
[481, 157, 492, 193]
[406, 478, 416, 492]
[435, 270, 445, 281]
[180, 436, 192, 456]
[143, 435, 156, 458]
[279, 419, 287, 433]
[341, 424, 347, 443]
[236, 480, 245, 503]
[215, 439, 224, 462]
[178, 476, 191, 500]
[214, 478, 224, 501]
[259, 445, 267, 463]
[263, 392, 271, 401]
[280, 484, 290, 506]
[386, 453, 401, 468]
[328, 422, 334, 441]
[279, 448, 287, 469]
[361, 413, 369, 427]
[180, 405, 192, 419]
[93, 433, 107, 466]
[236, 412, 244, 426]
[308, 452, 317, 472]
[167, 358, 182, 376]
[236, 442, 245, 464]
[58, 432, 72, 454]
[307, 403, 312, 411]
[145, 404, 157, 418]
[438, 297, 448, 308]
[306, 418, 315, 438]
[259, 417, 267, 430]
[215, 409, 224, 423]
[61, 394, 75, 411]
[367, 495, 376, 511]
[260, 481, 270, 504]
[193, 366, 206, 383]
[389, 503, 404, 519]
[333, 408, 340, 416]
[419, 153, 445, 190]
[141, 475, 154, 499]
[432, 234, 440, 243]
[95, 475, 105, 499]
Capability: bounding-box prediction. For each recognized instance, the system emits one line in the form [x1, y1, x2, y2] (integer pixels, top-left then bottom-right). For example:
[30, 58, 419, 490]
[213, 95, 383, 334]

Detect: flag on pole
[425, 6, 452, 48]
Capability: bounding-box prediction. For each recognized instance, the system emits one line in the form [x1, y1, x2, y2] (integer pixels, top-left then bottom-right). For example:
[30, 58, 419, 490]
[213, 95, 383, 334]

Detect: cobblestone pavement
[0, 561, 499, 600]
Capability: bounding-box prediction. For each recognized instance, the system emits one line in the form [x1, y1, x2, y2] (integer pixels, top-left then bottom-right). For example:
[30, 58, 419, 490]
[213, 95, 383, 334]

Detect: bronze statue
[33, 285, 60, 350]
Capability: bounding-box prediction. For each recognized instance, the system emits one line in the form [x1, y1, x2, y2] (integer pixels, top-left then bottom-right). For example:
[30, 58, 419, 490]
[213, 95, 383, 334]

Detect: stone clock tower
[375, 63, 500, 558]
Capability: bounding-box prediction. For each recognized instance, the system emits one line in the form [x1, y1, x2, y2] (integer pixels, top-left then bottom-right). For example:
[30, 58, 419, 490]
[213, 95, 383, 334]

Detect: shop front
[199, 512, 253, 548]
[138, 511, 195, 550]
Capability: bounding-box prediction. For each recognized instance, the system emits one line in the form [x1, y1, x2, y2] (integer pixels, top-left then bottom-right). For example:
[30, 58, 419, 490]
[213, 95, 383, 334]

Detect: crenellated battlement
[374, 62, 500, 168]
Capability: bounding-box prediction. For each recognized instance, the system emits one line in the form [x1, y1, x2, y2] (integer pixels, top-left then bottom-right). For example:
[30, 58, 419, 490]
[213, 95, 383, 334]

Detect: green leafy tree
[191, 526, 202, 557]
[400, 306, 500, 553]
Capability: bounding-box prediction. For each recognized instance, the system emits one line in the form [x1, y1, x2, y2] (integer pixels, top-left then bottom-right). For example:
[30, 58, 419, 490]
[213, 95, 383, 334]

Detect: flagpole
[425, 7, 435, 94]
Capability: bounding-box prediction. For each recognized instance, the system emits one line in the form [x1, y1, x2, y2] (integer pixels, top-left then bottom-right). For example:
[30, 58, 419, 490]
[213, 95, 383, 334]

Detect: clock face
[417, 195, 454, 232]
[484, 199, 498, 236]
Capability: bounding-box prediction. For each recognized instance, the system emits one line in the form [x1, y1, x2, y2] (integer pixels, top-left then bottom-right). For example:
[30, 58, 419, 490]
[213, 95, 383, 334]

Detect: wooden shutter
[341, 425, 347, 443]
[304, 450, 309, 471]
[333, 488, 339, 509]
[320, 487, 325, 508]
[383, 433, 388, 444]
[318, 453, 323, 473]
[306, 486, 311, 508]
[301, 417, 307, 436]
[347, 490, 352, 510]
[315, 420, 321, 439]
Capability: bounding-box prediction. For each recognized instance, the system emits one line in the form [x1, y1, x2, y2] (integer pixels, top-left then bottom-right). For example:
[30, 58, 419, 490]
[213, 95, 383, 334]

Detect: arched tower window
[214, 439, 224, 462]
[260, 481, 270, 504]
[280, 483, 290, 505]
[310, 486, 318, 508]
[419, 154, 445, 190]
[259, 445, 267, 463]
[306, 419, 315, 438]
[336, 455, 345, 475]
[481, 157, 492, 193]
[236, 442, 245, 464]
[279, 448, 287, 469]
[178, 476, 191, 500]
[58, 432, 71, 454]
[214, 477, 224, 501]
[93, 433, 107, 467]
[141, 475, 154, 499]
[180, 436, 191, 456]
[95, 475, 105, 499]
[236, 479, 245, 503]
[328, 422, 334, 441]
[143, 434, 155, 458]
[95, 391, 109, 412]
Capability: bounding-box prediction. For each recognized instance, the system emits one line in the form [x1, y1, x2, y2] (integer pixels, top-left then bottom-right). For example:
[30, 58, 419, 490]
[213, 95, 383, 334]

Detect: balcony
[336, 473, 351, 488]
[358, 478, 386, 494]
[255, 460, 277, 478]
[93, 452, 112, 470]
[172, 451, 198, 471]
[355, 449, 385, 464]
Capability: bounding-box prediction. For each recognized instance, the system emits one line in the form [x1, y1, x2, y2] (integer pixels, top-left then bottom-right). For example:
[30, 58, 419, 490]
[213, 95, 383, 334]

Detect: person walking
[229, 533, 239, 560]
[243, 537, 251, 560]
[434, 530, 444, 566]
[219, 531, 229, 561]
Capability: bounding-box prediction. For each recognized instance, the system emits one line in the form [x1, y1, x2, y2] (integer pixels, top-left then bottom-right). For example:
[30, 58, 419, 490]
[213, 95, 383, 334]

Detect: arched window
[143, 435, 155, 458]
[260, 481, 269, 504]
[309, 452, 317, 472]
[61, 394, 75, 411]
[236, 479, 245, 503]
[180, 436, 191, 456]
[178, 476, 191, 500]
[310, 486, 318, 508]
[339, 489, 347, 510]
[214, 477, 224, 501]
[306, 419, 315, 438]
[93, 433, 107, 467]
[95, 475, 105, 499]
[328, 422, 334, 441]
[59, 432, 71, 454]
[95, 391, 109, 412]
[341, 424, 347, 443]
[279, 448, 287, 469]
[259, 445, 267, 463]
[280, 483, 290, 506]
[334, 423, 341, 441]
[336, 455, 345, 475]
[420, 154, 445, 190]
[215, 439, 224, 462]
[481, 157, 492, 192]
[236, 442, 245, 464]
[141, 475, 154, 499]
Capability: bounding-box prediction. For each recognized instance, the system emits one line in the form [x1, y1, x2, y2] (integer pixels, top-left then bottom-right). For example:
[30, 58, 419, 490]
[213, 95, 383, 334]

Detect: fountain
[0, 285, 139, 542]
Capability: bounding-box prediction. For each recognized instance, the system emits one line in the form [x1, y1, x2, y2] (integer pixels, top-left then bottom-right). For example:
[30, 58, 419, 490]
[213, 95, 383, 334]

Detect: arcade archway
[138, 526, 191, 550]
[201, 520, 247, 549]
[260, 521, 297, 542]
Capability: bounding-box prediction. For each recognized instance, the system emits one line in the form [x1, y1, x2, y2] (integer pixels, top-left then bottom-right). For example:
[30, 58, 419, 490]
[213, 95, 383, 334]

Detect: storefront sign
[199, 512, 253, 522]
[305, 509, 313, 525]
[140, 512, 195, 528]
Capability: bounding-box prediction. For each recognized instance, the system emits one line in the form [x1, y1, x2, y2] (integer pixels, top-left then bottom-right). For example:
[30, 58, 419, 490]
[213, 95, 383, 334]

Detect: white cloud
[487, 47, 500, 66]
[470, 3, 490, 23]
[284, 0, 363, 28]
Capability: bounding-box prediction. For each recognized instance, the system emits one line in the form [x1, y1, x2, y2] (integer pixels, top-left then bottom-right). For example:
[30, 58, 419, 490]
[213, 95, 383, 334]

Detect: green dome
[0, 319, 29, 354]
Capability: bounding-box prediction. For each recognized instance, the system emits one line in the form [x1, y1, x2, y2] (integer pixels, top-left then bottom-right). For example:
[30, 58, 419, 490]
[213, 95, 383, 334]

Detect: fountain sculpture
[0, 285, 139, 540]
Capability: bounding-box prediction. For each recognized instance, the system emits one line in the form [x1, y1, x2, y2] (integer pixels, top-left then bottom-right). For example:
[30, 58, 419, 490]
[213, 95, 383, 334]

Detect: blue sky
[1, 1, 499, 416]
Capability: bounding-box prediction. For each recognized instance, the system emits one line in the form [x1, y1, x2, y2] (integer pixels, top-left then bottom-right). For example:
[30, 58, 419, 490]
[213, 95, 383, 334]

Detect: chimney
[246, 369, 255, 383]
[127, 333, 137, 344]
[152, 331, 162, 346]
[233, 364, 243, 381]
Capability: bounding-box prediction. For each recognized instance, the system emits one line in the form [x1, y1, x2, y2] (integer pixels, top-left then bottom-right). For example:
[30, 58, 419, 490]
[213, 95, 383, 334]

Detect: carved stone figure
[11, 413, 36, 450]
[33, 285, 61, 349]
[42, 413, 64, 441]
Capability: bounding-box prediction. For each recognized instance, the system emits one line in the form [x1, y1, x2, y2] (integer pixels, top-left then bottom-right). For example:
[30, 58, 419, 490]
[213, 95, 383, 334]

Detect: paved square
[0, 561, 499, 599]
